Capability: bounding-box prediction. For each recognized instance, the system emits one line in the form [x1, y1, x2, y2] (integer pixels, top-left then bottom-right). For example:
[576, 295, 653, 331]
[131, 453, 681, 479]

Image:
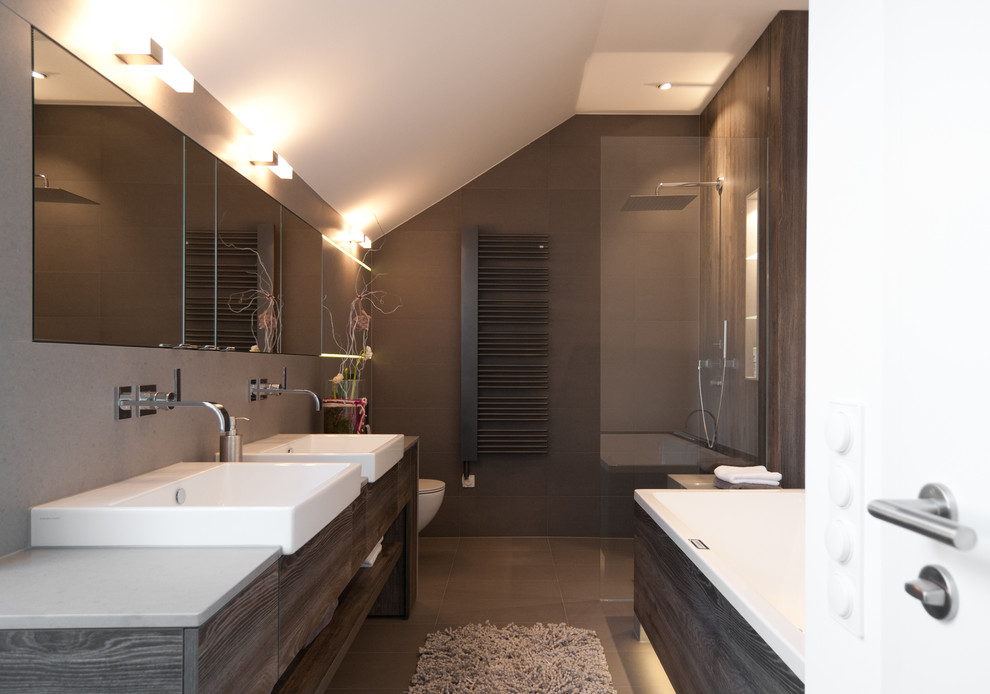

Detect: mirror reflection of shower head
[33, 173, 98, 205]
[621, 176, 723, 212]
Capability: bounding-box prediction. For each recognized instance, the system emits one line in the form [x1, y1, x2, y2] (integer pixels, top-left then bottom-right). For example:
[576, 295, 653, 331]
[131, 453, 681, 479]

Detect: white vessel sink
[30, 461, 361, 554]
[242, 433, 405, 482]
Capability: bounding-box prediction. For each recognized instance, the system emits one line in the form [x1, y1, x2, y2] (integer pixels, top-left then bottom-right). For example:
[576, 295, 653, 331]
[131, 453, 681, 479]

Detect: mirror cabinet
[32, 29, 326, 355]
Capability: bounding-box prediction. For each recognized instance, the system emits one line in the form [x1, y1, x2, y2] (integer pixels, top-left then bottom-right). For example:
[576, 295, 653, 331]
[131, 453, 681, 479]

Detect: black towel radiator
[461, 227, 550, 473]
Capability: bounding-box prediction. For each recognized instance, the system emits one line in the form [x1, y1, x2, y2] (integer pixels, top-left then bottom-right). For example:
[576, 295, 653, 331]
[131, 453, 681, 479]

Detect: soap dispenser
[219, 416, 248, 462]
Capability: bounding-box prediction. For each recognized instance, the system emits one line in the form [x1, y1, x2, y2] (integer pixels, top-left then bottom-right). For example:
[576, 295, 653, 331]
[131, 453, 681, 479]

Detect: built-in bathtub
[634, 489, 804, 693]
[600, 432, 730, 472]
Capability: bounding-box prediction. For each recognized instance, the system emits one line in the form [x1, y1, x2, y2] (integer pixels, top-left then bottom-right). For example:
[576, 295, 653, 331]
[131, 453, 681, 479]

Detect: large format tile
[444, 576, 562, 600]
[453, 536, 552, 554]
[549, 536, 605, 565]
[437, 599, 569, 627]
[347, 619, 436, 654]
[327, 651, 421, 690]
[606, 647, 676, 694]
[331, 537, 670, 692]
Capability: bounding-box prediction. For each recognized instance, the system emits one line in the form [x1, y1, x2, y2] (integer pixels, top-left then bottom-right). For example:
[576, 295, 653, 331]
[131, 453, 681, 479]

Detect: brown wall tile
[376, 115, 701, 538]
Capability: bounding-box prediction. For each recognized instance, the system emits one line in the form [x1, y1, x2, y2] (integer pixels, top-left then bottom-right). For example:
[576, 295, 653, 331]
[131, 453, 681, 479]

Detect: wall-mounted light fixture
[245, 136, 293, 179]
[346, 225, 364, 244]
[114, 37, 194, 93]
[658, 82, 672, 91]
[322, 234, 372, 272]
[267, 154, 293, 180]
[343, 213, 375, 248]
[31, 70, 47, 79]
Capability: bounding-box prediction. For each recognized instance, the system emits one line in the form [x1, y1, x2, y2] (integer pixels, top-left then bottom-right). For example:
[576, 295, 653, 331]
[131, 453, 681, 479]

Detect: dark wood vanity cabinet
[0, 439, 419, 694]
[274, 438, 418, 692]
[0, 561, 280, 694]
[187, 562, 280, 692]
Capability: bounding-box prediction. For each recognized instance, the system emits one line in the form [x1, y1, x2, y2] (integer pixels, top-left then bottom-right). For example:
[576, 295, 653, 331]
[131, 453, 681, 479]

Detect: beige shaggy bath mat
[407, 622, 617, 694]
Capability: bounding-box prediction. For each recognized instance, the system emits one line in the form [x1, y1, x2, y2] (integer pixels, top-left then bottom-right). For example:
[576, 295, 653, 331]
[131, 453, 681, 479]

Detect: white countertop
[0, 546, 280, 630]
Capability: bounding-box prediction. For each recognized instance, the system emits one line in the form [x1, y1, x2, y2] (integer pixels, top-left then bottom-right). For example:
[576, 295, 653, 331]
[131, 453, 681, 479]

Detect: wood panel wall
[701, 11, 808, 487]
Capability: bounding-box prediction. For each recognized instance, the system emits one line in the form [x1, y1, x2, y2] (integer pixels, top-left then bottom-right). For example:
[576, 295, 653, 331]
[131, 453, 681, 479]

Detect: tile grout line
[430, 537, 458, 631]
[548, 536, 571, 626]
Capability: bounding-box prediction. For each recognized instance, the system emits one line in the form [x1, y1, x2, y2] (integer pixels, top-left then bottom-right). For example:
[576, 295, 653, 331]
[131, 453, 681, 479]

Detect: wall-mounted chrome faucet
[248, 367, 321, 411]
[116, 368, 232, 433]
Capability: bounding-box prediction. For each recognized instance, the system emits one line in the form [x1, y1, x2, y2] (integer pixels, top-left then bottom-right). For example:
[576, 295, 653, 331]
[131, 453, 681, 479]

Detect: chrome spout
[279, 388, 321, 411]
[166, 400, 232, 433]
[249, 367, 321, 410]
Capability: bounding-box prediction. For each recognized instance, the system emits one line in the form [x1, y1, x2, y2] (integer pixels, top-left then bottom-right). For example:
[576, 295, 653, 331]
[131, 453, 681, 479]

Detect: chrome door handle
[867, 483, 977, 551]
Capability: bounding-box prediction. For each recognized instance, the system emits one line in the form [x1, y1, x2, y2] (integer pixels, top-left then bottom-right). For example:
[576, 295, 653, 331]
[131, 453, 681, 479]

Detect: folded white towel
[362, 541, 383, 568]
[713, 464, 782, 486]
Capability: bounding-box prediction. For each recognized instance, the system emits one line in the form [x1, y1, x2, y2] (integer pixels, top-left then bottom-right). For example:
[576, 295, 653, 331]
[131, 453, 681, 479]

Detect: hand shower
[698, 319, 728, 449]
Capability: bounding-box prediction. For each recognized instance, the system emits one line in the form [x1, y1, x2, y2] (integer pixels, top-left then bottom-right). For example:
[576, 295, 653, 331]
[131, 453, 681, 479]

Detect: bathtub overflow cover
[175, 488, 186, 505]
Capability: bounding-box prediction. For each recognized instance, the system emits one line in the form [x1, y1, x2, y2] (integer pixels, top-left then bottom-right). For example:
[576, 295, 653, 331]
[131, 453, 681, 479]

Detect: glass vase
[323, 379, 368, 434]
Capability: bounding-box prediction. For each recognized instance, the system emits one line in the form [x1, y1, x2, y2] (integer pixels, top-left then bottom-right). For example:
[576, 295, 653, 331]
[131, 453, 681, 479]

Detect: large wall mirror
[32, 29, 326, 355]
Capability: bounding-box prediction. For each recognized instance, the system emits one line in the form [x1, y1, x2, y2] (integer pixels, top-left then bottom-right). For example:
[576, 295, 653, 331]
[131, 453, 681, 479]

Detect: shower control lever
[867, 483, 977, 551]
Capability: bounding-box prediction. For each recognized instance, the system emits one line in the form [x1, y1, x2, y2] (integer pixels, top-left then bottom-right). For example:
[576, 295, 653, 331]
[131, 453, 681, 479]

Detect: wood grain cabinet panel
[369, 443, 417, 618]
[277, 508, 353, 673]
[0, 628, 184, 693]
[349, 482, 369, 575]
[364, 462, 399, 548]
[188, 560, 279, 693]
[633, 505, 802, 694]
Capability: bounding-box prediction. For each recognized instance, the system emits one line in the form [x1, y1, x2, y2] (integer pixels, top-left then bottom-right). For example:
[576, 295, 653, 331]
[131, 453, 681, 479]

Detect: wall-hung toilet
[417, 479, 445, 532]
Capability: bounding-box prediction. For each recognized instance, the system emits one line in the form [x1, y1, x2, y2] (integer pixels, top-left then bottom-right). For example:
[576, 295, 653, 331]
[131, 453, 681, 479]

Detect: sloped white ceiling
[86, 0, 808, 236]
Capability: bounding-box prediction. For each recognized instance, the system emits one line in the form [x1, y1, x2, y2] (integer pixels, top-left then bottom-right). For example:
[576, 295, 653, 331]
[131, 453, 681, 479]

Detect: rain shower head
[621, 177, 724, 212]
[622, 194, 696, 211]
[33, 174, 98, 205]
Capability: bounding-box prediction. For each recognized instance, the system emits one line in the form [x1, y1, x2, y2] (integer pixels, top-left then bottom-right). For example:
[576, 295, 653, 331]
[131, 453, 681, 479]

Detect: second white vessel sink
[31, 461, 361, 554]
[242, 433, 405, 482]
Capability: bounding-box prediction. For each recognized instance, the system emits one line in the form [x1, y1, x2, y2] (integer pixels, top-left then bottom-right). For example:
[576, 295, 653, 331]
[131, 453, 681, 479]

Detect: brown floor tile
[607, 647, 675, 693]
[444, 576, 562, 600]
[447, 555, 558, 581]
[347, 618, 436, 653]
[418, 561, 453, 583]
[404, 595, 441, 624]
[437, 600, 568, 626]
[327, 651, 420, 690]
[418, 537, 459, 563]
[454, 536, 552, 555]
[558, 577, 608, 600]
[549, 536, 605, 565]
[438, 587, 566, 613]
[334, 537, 674, 692]
[416, 576, 448, 602]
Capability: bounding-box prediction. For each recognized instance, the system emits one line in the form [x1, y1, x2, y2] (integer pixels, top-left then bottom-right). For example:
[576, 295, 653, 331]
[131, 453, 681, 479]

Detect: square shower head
[621, 194, 697, 211]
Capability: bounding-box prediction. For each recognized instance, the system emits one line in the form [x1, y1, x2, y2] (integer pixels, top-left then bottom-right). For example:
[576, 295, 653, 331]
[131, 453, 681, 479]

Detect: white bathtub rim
[634, 488, 805, 682]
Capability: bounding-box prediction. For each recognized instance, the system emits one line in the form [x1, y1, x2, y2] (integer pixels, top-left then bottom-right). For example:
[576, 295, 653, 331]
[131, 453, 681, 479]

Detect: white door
[807, 1, 990, 691]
